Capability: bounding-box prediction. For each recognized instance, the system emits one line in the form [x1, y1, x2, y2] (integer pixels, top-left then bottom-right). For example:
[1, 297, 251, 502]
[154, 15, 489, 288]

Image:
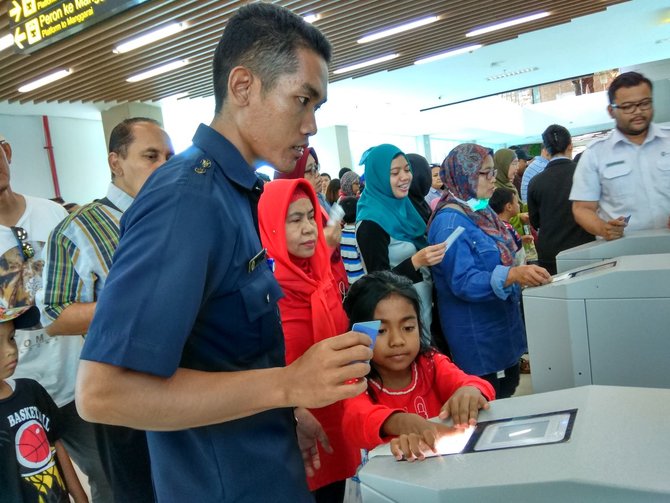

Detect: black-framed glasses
[610, 98, 653, 114]
[478, 169, 497, 180]
[11, 226, 35, 260]
[304, 163, 320, 175]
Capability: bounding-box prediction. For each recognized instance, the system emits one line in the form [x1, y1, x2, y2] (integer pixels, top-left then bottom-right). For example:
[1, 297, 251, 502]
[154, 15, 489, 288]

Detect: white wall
[0, 113, 108, 204]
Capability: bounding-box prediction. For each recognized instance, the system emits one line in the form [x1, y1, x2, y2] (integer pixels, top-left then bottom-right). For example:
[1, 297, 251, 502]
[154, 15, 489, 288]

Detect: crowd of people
[1, 3, 669, 503]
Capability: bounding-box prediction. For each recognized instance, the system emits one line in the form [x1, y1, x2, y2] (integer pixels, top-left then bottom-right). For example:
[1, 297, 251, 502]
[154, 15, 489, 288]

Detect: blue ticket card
[352, 320, 381, 349]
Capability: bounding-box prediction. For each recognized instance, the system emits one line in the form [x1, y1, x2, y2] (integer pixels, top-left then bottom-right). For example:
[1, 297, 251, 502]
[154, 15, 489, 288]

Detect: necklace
[369, 362, 418, 396]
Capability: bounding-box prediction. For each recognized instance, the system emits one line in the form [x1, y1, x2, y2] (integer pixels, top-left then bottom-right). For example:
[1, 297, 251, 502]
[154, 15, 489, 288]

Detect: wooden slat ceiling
[0, 0, 628, 104]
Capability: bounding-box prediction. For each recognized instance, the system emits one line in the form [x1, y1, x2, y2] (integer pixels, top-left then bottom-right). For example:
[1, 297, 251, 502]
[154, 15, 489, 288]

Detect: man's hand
[439, 386, 489, 427]
[601, 216, 627, 241]
[294, 407, 332, 477]
[284, 331, 372, 409]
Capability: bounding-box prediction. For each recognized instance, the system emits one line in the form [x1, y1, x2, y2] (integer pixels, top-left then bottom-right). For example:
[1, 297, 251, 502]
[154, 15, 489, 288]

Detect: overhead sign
[8, 0, 151, 54]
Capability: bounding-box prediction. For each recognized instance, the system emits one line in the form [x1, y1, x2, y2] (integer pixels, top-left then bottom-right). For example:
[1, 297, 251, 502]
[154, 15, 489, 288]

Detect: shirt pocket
[601, 161, 633, 199]
[239, 266, 283, 324]
[469, 235, 501, 270]
[655, 155, 670, 193]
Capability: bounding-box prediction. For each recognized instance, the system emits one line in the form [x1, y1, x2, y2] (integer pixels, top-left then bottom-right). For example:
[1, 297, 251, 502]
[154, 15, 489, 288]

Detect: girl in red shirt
[342, 271, 495, 461]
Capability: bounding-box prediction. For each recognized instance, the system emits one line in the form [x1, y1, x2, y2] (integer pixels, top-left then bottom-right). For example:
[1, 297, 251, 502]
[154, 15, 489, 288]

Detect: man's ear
[228, 66, 255, 107]
[505, 201, 514, 214]
[108, 152, 122, 178]
[607, 104, 615, 120]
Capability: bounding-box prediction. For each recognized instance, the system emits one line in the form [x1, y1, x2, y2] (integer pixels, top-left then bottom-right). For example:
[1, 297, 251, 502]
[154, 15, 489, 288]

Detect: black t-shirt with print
[0, 378, 68, 503]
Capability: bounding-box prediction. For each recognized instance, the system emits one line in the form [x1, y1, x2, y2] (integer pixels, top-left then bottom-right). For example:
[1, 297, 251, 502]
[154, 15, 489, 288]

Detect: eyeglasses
[478, 169, 497, 180]
[610, 98, 652, 114]
[11, 226, 35, 260]
[304, 164, 320, 175]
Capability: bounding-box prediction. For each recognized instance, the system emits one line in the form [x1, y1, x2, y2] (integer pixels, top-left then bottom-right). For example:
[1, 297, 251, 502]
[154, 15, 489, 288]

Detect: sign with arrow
[7, 0, 150, 54]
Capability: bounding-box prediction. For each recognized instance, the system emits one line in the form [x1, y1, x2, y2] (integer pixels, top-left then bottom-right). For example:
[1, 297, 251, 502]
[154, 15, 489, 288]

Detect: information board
[8, 0, 150, 54]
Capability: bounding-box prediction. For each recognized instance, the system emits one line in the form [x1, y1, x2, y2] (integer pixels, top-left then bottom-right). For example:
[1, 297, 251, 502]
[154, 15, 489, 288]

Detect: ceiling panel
[0, 0, 628, 104]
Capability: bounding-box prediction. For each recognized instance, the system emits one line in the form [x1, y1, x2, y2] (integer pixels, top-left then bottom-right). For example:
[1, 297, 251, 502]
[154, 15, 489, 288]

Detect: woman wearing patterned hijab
[428, 144, 551, 398]
[356, 144, 447, 345]
[339, 171, 360, 199]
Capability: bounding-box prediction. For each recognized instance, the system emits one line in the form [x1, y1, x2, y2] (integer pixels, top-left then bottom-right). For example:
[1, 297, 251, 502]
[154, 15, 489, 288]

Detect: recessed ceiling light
[333, 54, 399, 75]
[358, 16, 438, 44]
[466, 12, 550, 38]
[303, 14, 320, 24]
[113, 23, 187, 54]
[415, 44, 483, 65]
[18, 69, 72, 92]
[0, 33, 13, 52]
[127, 60, 189, 83]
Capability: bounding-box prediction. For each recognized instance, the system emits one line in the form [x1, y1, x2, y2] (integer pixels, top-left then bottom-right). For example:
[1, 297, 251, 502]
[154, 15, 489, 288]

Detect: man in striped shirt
[39, 117, 174, 502]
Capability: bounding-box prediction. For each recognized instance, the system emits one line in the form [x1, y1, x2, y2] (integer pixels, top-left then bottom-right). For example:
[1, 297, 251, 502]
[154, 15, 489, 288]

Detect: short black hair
[108, 117, 160, 158]
[320, 172, 331, 181]
[608, 71, 653, 104]
[213, 3, 331, 113]
[339, 196, 358, 224]
[541, 124, 571, 156]
[489, 187, 516, 214]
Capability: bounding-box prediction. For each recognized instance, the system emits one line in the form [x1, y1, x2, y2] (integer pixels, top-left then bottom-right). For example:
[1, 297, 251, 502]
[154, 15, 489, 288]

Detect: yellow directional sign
[7, 0, 150, 54]
[9, 1, 23, 23]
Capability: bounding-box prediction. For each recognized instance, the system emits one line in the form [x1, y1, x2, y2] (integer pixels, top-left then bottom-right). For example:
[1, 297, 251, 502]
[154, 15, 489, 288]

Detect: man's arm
[46, 302, 96, 336]
[76, 331, 373, 430]
[572, 201, 625, 240]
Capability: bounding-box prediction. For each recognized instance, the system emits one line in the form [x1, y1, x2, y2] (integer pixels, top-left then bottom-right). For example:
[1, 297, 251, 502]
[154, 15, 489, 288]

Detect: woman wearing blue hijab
[356, 144, 446, 345]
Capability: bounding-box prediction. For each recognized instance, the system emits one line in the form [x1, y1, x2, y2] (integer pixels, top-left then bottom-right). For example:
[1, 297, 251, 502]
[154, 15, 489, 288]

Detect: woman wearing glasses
[276, 146, 349, 295]
[427, 144, 551, 398]
[277, 146, 331, 212]
[258, 178, 361, 502]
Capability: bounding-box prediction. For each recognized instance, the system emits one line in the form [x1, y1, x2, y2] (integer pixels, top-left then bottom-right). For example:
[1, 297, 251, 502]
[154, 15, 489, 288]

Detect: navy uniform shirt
[82, 124, 312, 502]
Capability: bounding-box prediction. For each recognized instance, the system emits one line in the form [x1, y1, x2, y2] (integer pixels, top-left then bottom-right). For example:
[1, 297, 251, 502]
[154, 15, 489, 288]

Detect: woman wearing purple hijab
[427, 144, 551, 398]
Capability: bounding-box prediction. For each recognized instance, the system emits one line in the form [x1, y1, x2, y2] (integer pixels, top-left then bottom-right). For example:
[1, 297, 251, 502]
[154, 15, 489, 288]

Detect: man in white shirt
[40, 118, 174, 502]
[570, 71, 670, 240]
[0, 133, 113, 502]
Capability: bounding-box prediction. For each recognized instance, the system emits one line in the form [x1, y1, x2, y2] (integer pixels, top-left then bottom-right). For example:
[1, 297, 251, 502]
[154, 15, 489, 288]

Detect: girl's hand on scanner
[439, 386, 489, 427]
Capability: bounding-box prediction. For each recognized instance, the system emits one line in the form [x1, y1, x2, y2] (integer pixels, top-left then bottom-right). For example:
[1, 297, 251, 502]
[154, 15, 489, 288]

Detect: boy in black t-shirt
[0, 305, 88, 503]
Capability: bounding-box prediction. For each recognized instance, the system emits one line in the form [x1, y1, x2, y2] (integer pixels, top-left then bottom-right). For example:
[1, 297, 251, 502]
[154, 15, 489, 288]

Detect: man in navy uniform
[76, 4, 372, 502]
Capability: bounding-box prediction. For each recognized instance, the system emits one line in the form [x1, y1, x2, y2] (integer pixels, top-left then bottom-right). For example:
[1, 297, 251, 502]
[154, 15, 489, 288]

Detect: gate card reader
[555, 228, 670, 273]
[523, 253, 670, 393]
[359, 386, 670, 502]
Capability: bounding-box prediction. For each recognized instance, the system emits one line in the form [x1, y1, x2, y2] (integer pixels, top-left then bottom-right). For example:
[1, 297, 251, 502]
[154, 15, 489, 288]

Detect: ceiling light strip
[358, 16, 439, 44]
[18, 69, 72, 93]
[415, 44, 483, 65]
[113, 22, 187, 54]
[127, 59, 190, 83]
[333, 54, 399, 75]
[0, 33, 14, 52]
[303, 14, 319, 24]
[466, 12, 550, 38]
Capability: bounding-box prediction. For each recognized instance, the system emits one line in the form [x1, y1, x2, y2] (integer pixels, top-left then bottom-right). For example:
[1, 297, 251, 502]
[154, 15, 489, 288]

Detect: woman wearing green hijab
[494, 149, 531, 247]
[356, 144, 447, 345]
